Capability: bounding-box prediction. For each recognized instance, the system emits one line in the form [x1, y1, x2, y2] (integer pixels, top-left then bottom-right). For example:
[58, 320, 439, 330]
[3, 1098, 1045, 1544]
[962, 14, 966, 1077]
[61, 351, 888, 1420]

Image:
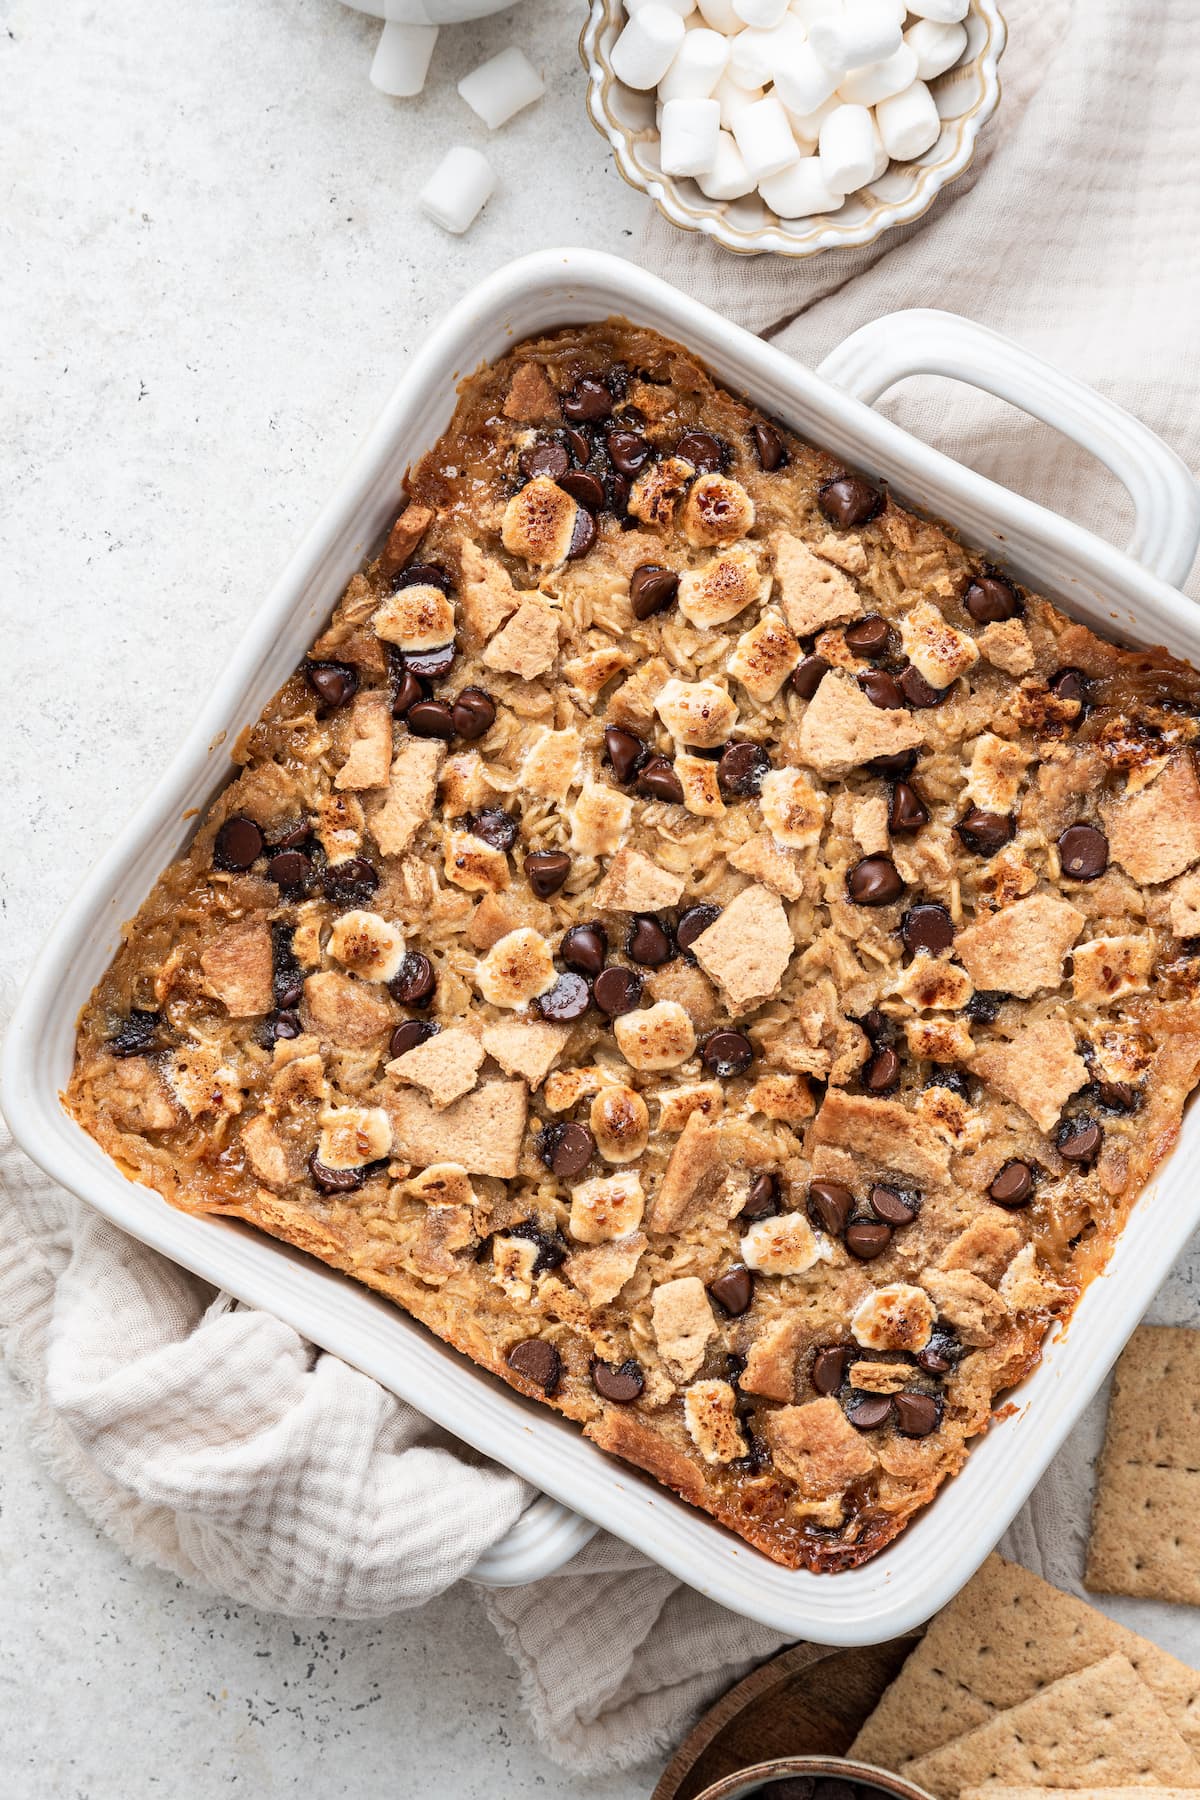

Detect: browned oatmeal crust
[67, 322, 1200, 1571]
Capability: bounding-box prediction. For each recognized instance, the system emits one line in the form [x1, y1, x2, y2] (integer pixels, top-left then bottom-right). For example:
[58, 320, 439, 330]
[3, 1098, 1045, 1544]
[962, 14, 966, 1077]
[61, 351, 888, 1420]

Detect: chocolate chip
[392, 670, 426, 718]
[635, 756, 684, 804]
[537, 1121, 595, 1178]
[507, 1338, 562, 1394]
[567, 508, 597, 560]
[1057, 1114, 1103, 1165]
[808, 1181, 853, 1235]
[471, 808, 519, 853]
[1051, 667, 1090, 707]
[561, 923, 607, 976]
[898, 664, 949, 708]
[510, 1219, 570, 1274]
[272, 819, 312, 850]
[847, 855, 904, 906]
[845, 615, 893, 658]
[406, 698, 457, 739]
[871, 747, 918, 777]
[718, 741, 770, 797]
[629, 563, 679, 619]
[894, 1392, 942, 1438]
[846, 1219, 893, 1260]
[1093, 1079, 1139, 1113]
[859, 669, 906, 711]
[847, 1393, 894, 1430]
[966, 989, 1004, 1024]
[109, 1008, 162, 1057]
[989, 1159, 1034, 1207]
[451, 687, 496, 739]
[819, 473, 884, 528]
[558, 469, 606, 513]
[594, 965, 643, 1017]
[889, 780, 929, 834]
[791, 654, 830, 700]
[606, 429, 652, 476]
[268, 1009, 302, 1041]
[709, 1266, 754, 1317]
[563, 378, 612, 423]
[213, 814, 264, 871]
[702, 1029, 754, 1078]
[320, 857, 379, 907]
[676, 430, 725, 471]
[627, 916, 673, 966]
[1058, 824, 1109, 881]
[405, 643, 456, 682]
[956, 809, 1014, 855]
[917, 1330, 962, 1376]
[604, 725, 648, 784]
[811, 1345, 851, 1396]
[863, 1045, 901, 1093]
[676, 903, 721, 952]
[267, 849, 311, 892]
[393, 562, 452, 594]
[564, 425, 591, 465]
[305, 660, 358, 710]
[928, 1067, 971, 1100]
[902, 902, 955, 955]
[752, 421, 788, 471]
[525, 850, 571, 898]
[520, 440, 570, 481]
[274, 977, 304, 1012]
[309, 1150, 367, 1194]
[964, 575, 1019, 623]
[870, 1184, 918, 1225]
[535, 972, 592, 1022]
[389, 1018, 439, 1059]
[741, 1172, 779, 1220]
[591, 1357, 644, 1403]
[388, 951, 436, 1007]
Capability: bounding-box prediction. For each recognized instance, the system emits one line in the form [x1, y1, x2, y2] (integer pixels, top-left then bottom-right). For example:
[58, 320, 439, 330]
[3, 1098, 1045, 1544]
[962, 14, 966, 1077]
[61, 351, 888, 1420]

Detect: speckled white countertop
[1, 0, 651, 1792]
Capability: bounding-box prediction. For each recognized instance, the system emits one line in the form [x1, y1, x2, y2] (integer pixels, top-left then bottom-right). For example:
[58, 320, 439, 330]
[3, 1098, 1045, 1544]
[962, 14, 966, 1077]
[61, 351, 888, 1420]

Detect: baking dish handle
[817, 309, 1200, 591]
[467, 1493, 599, 1588]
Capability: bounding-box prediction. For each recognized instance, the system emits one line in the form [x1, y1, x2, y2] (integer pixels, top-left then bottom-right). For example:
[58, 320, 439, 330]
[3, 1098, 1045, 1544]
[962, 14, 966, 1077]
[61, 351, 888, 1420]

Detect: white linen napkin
[4, 0, 1200, 1774]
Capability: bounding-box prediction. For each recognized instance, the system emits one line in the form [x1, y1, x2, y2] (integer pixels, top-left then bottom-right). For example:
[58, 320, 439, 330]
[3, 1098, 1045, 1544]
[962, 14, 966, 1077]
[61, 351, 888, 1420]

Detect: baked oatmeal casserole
[67, 322, 1200, 1572]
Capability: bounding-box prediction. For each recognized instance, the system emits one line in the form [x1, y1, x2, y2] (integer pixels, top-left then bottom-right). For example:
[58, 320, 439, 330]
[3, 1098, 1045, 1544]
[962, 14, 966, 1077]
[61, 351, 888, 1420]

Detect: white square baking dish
[5, 248, 1200, 1636]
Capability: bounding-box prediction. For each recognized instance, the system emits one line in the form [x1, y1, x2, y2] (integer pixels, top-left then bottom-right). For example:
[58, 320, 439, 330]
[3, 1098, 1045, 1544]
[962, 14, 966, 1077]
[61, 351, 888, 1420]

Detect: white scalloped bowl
[580, 1, 1007, 258]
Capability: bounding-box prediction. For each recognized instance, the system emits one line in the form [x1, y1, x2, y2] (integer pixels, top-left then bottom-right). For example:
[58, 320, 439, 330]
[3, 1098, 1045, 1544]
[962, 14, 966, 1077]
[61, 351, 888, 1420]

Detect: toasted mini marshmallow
[475, 926, 557, 1008]
[166, 1042, 242, 1120]
[315, 791, 365, 865]
[900, 599, 979, 689]
[684, 1379, 747, 1464]
[372, 584, 455, 653]
[614, 1000, 697, 1071]
[676, 753, 725, 818]
[502, 476, 582, 569]
[628, 455, 696, 528]
[741, 1211, 826, 1277]
[759, 766, 827, 848]
[728, 608, 802, 701]
[327, 909, 407, 982]
[491, 1233, 540, 1303]
[443, 829, 511, 893]
[589, 1084, 651, 1163]
[681, 472, 756, 547]
[677, 544, 768, 629]
[569, 780, 633, 856]
[569, 1170, 646, 1244]
[904, 1016, 975, 1063]
[963, 732, 1031, 814]
[655, 677, 739, 748]
[850, 1283, 936, 1352]
[316, 1105, 393, 1171]
[890, 958, 974, 1011]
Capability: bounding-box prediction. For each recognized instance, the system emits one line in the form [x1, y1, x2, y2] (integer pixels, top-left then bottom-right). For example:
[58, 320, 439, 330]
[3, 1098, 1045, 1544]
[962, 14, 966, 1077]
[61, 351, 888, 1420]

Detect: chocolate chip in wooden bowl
[213, 814, 264, 871]
[845, 615, 894, 659]
[988, 1158, 1035, 1207]
[702, 1029, 754, 1078]
[567, 508, 597, 561]
[675, 430, 726, 471]
[1058, 823, 1109, 880]
[534, 971, 592, 1022]
[635, 756, 684, 804]
[590, 1357, 644, 1403]
[593, 964, 643, 1017]
[807, 1180, 853, 1236]
[847, 855, 904, 906]
[677, 903, 722, 956]
[870, 1184, 919, 1226]
[902, 902, 955, 955]
[109, 1008, 163, 1058]
[741, 1172, 780, 1221]
[320, 856, 379, 908]
[389, 1018, 440, 1060]
[450, 686, 496, 739]
[709, 1266, 755, 1318]
[811, 1345, 851, 1396]
[606, 429, 652, 476]
[752, 421, 788, 472]
[863, 1045, 901, 1094]
[406, 698, 457, 739]
[718, 740, 770, 797]
[1057, 1114, 1103, 1165]
[956, 808, 1015, 855]
[393, 561, 453, 594]
[470, 808, 519, 852]
[536, 1120, 595, 1178]
[267, 849, 312, 893]
[562, 378, 612, 422]
[558, 469, 606, 513]
[561, 923, 607, 976]
[888, 779, 929, 834]
[627, 915, 673, 966]
[898, 663, 951, 709]
[520, 439, 570, 481]
[629, 563, 679, 620]
[507, 1337, 562, 1395]
[388, 951, 436, 1007]
[790, 654, 831, 701]
[308, 1148, 367, 1195]
[604, 725, 648, 784]
[859, 670, 906, 710]
[525, 850, 571, 898]
[404, 643, 457, 682]
[964, 573, 1020, 622]
[894, 1391, 942, 1438]
[819, 472, 884, 528]
[847, 1392, 894, 1430]
[845, 1218, 894, 1260]
[304, 660, 358, 710]
[392, 669, 426, 717]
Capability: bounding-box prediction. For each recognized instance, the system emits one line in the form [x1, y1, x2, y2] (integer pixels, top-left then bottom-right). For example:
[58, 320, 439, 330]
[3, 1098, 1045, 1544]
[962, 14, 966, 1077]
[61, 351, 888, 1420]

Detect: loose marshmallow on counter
[809, 1, 903, 77]
[906, 0, 969, 20]
[659, 28, 730, 101]
[697, 128, 756, 198]
[875, 78, 941, 160]
[730, 93, 799, 179]
[732, 0, 790, 25]
[611, 3, 686, 91]
[838, 40, 919, 106]
[660, 96, 722, 174]
[772, 39, 839, 116]
[418, 145, 495, 235]
[819, 101, 877, 193]
[904, 16, 968, 79]
[458, 47, 545, 129]
[370, 21, 438, 98]
[759, 154, 845, 218]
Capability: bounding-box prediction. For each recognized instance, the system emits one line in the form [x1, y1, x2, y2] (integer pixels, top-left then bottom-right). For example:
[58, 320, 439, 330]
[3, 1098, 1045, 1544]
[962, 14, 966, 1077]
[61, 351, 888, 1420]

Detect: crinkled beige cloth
[4, 0, 1200, 1776]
